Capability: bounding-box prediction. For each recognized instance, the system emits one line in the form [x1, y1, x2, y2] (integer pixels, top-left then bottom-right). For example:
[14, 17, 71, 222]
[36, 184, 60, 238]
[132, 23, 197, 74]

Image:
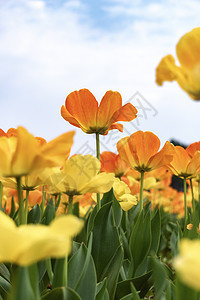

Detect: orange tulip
[117, 131, 174, 173]
[100, 151, 130, 177]
[61, 89, 137, 135]
[168, 146, 200, 179]
[0, 128, 17, 137]
[186, 141, 200, 157]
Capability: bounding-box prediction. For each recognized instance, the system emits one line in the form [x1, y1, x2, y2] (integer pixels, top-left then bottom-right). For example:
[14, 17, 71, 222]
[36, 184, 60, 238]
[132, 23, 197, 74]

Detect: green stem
[139, 171, 144, 214]
[25, 190, 29, 224]
[67, 195, 73, 214]
[183, 177, 188, 228]
[96, 133, 101, 211]
[190, 178, 195, 217]
[40, 186, 46, 218]
[16, 176, 26, 225]
[45, 258, 54, 284]
[0, 181, 3, 210]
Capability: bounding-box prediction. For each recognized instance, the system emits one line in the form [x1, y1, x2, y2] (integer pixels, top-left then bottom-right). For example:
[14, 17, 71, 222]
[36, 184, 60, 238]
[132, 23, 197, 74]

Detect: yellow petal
[174, 239, 200, 291]
[11, 127, 41, 176]
[0, 211, 83, 266]
[176, 27, 200, 69]
[80, 172, 114, 194]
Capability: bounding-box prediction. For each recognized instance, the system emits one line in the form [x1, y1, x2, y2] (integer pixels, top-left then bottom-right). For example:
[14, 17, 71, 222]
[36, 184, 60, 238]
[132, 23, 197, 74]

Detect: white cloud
[0, 0, 199, 154]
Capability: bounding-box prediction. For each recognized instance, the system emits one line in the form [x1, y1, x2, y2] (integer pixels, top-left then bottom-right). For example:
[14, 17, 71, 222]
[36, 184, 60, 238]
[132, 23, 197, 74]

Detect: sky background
[0, 0, 199, 155]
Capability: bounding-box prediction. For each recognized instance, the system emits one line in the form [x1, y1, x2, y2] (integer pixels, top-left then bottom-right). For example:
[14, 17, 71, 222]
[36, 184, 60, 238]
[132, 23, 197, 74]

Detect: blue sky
[0, 0, 199, 155]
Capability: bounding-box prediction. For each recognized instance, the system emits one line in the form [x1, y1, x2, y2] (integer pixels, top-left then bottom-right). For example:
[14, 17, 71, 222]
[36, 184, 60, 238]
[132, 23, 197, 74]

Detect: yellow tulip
[0, 210, 83, 266]
[156, 27, 200, 100]
[113, 178, 137, 211]
[42, 155, 114, 196]
[0, 127, 75, 177]
[174, 239, 200, 291]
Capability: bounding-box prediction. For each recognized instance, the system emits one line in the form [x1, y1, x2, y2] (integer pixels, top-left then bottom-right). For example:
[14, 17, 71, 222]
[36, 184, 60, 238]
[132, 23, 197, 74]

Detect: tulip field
[0, 28, 199, 300]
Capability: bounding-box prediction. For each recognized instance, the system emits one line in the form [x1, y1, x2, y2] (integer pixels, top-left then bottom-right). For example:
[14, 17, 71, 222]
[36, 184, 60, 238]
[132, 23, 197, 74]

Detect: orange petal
[100, 152, 117, 173]
[112, 103, 137, 122]
[0, 129, 7, 137]
[168, 146, 191, 176]
[117, 136, 139, 169]
[108, 123, 123, 133]
[97, 91, 122, 128]
[128, 131, 160, 167]
[187, 151, 200, 175]
[148, 141, 174, 171]
[186, 142, 200, 157]
[61, 105, 82, 129]
[65, 89, 98, 130]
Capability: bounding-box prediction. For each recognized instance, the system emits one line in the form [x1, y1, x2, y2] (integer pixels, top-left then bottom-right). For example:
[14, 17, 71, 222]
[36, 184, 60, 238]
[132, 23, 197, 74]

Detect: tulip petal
[97, 91, 122, 128]
[168, 146, 191, 176]
[113, 103, 138, 122]
[108, 123, 123, 132]
[79, 172, 114, 194]
[11, 127, 40, 176]
[65, 89, 98, 130]
[148, 141, 174, 171]
[117, 136, 139, 169]
[177, 27, 200, 69]
[41, 131, 75, 164]
[128, 131, 161, 167]
[61, 105, 83, 129]
[0, 211, 83, 266]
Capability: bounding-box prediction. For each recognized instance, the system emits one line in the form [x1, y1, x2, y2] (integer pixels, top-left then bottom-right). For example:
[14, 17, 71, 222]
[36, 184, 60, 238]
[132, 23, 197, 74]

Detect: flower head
[61, 89, 137, 135]
[0, 127, 75, 177]
[174, 239, 200, 291]
[0, 211, 83, 266]
[156, 27, 200, 100]
[167, 145, 200, 178]
[117, 131, 174, 173]
[41, 155, 114, 196]
[113, 178, 137, 211]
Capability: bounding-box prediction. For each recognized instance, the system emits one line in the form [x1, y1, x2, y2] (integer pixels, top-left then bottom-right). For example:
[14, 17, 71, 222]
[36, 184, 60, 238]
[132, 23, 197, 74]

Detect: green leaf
[0, 263, 10, 282]
[129, 211, 151, 276]
[112, 193, 122, 228]
[27, 204, 41, 224]
[41, 287, 82, 300]
[68, 235, 97, 300]
[101, 189, 114, 206]
[42, 198, 55, 225]
[8, 267, 36, 300]
[37, 260, 46, 282]
[87, 205, 98, 240]
[9, 196, 16, 218]
[96, 278, 108, 300]
[52, 257, 67, 288]
[0, 275, 11, 298]
[28, 263, 40, 300]
[100, 246, 123, 300]
[119, 294, 135, 300]
[91, 202, 121, 280]
[119, 283, 140, 300]
[115, 271, 152, 299]
[150, 256, 168, 299]
[150, 209, 161, 255]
